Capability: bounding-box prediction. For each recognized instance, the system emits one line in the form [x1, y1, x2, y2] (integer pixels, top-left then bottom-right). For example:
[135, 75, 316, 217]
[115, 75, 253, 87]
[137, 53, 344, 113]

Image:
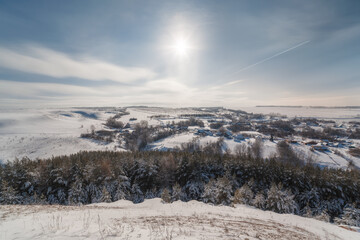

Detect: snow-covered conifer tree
[334, 204, 360, 227]
[131, 183, 144, 203]
[101, 187, 112, 203]
[301, 204, 313, 218]
[266, 183, 298, 214]
[145, 187, 158, 199]
[0, 180, 19, 204]
[161, 188, 171, 203]
[314, 210, 330, 222]
[214, 177, 232, 205]
[171, 183, 182, 202]
[252, 192, 266, 209]
[202, 179, 216, 204]
[68, 177, 85, 205]
[233, 183, 254, 205]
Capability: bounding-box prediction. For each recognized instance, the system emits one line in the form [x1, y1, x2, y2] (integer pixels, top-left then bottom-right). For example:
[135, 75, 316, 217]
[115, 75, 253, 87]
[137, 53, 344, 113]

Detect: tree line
[0, 150, 359, 226]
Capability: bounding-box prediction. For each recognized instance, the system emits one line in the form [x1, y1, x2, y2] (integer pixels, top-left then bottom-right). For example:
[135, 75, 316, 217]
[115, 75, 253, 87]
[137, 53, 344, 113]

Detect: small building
[304, 140, 318, 146]
[312, 145, 329, 152]
[234, 134, 245, 142]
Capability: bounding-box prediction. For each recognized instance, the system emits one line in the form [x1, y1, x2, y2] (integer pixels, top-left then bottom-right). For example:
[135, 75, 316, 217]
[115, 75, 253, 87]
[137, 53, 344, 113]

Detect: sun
[173, 38, 190, 57]
[168, 35, 193, 58]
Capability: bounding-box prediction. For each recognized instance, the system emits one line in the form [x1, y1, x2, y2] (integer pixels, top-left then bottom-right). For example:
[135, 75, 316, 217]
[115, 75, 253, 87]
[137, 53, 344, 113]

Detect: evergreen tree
[214, 177, 232, 205]
[68, 177, 85, 205]
[297, 188, 320, 209]
[131, 184, 144, 203]
[171, 183, 182, 202]
[0, 180, 19, 204]
[301, 204, 313, 218]
[32, 192, 48, 205]
[86, 183, 102, 203]
[314, 210, 330, 222]
[145, 187, 158, 199]
[161, 188, 171, 203]
[185, 180, 203, 201]
[233, 183, 254, 205]
[252, 192, 266, 209]
[113, 178, 130, 201]
[266, 183, 298, 214]
[114, 186, 126, 201]
[101, 187, 112, 203]
[334, 205, 360, 227]
[202, 179, 216, 204]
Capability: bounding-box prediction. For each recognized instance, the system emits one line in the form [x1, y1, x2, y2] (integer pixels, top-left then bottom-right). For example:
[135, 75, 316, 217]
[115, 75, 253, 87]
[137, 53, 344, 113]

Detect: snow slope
[0, 198, 358, 240]
[0, 108, 118, 162]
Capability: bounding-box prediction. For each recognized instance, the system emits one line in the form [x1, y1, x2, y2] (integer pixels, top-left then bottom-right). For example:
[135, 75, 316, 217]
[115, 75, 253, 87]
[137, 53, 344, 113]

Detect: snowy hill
[1, 198, 359, 239]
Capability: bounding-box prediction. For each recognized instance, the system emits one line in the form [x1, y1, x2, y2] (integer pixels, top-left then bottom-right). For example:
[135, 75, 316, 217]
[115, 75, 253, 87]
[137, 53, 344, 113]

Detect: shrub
[334, 204, 360, 227]
[266, 183, 298, 214]
[105, 117, 124, 129]
[233, 183, 254, 205]
[349, 148, 360, 158]
[250, 138, 263, 159]
[161, 188, 172, 203]
[171, 183, 182, 202]
[277, 141, 304, 167]
[253, 192, 266, 209]
[210, 122, 224, 129]
[101, 187, 112, 203]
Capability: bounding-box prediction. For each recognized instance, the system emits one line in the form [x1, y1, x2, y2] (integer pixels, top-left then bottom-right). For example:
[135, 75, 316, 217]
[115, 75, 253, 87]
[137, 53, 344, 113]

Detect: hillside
[1, 198, 359, 240]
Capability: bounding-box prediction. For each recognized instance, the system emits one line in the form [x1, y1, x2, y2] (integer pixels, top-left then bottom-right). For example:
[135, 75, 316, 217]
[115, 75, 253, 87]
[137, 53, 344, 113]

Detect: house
[225, 130, 233, 139]
[234, 134, 245, 142]
[312, 145, 329, 152]
[286, 139, 298, 144]
[196, 129, 213, 136]
[304, 140, 318, 145]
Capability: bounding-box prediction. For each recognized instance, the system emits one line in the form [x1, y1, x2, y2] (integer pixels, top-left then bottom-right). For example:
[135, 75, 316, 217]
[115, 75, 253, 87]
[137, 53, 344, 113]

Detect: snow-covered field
[1, 106, 360, 169]
[0, 108, 117, 161]
[1, 198, 359, 240]
[242, 106, 360, 121]
[0, 107, 207, 161]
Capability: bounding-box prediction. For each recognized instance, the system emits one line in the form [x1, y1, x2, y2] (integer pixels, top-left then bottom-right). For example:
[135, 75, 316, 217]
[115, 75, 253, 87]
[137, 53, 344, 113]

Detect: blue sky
[0, 0, 359, 108]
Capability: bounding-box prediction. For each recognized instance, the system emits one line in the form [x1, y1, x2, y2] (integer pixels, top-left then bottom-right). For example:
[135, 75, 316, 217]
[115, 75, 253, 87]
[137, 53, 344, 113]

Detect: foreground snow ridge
[1, 198, 358, 240]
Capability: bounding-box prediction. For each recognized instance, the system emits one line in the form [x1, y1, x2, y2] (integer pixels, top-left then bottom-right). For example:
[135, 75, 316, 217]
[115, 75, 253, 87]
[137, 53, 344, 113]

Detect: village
[81, 106, 360, 169]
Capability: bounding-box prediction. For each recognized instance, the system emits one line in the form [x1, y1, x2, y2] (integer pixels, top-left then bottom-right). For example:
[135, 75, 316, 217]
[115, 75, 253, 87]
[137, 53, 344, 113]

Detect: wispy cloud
[0, 79, 103, 99]
[0, 46, 156, 82]
[229, 40, 310, 77]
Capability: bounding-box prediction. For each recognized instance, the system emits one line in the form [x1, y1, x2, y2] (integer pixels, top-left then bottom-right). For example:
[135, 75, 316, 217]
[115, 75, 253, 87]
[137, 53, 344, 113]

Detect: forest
[1, 148, 359, 226]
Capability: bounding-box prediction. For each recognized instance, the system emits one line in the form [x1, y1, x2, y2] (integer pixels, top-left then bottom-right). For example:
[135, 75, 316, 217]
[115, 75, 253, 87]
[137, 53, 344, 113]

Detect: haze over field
[0, 0, 360, 108]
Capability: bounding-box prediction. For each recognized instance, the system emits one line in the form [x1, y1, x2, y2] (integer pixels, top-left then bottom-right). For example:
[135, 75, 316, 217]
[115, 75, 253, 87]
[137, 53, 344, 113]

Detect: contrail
[230, 40, 310, 77]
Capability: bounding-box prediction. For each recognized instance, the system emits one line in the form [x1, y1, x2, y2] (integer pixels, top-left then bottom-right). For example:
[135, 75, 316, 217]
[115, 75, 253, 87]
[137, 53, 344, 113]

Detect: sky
[0, 0, 359, 108]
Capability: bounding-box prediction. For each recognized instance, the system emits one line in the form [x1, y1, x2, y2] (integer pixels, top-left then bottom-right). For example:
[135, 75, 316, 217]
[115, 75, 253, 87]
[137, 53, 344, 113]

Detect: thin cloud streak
[229, 40, 311, 77]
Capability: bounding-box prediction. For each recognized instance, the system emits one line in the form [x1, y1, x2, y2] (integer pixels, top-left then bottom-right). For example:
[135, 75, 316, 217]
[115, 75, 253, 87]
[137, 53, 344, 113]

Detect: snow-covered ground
[1, 106, 359, 169]
[0, 108, 119, 162]
[0, 198, 359, 240]
[242, 106, 360, 122]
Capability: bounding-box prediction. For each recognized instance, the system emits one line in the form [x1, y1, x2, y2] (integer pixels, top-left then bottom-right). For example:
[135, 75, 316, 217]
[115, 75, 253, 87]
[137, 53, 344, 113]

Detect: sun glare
[167, 34, 193, 58]
[173, 38, 190, 57]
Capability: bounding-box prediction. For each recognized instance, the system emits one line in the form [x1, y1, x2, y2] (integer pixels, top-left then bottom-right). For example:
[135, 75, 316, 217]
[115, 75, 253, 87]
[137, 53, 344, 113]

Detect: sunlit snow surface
[0, 106, 359, 169]
[0, 198, 359, 239]
[242, 106, 360, 121]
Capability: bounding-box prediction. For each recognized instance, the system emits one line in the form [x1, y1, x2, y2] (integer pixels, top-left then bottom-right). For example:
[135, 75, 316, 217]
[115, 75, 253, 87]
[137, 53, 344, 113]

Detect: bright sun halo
[173, 38, 189, 56]
[169, 36, 192, 58]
